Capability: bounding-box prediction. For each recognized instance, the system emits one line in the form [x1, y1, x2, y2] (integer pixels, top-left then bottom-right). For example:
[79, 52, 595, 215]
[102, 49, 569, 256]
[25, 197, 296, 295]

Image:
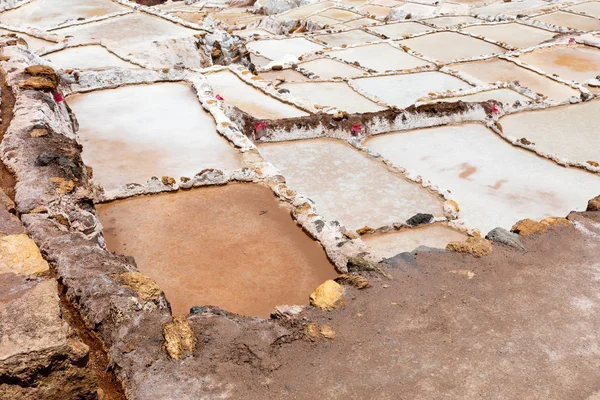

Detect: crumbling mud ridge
[1, 0, 600, 398]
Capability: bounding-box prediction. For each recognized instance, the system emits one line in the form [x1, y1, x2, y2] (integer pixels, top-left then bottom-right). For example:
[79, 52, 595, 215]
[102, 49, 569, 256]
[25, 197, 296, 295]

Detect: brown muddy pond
[97, 183, 337, 318]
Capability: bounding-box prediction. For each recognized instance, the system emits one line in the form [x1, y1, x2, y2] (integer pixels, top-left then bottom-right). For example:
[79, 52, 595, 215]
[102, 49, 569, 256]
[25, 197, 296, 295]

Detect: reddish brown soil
[57, 280, 127, 400]
[0, 66, 17, 201]
[183, 212, 600, 399]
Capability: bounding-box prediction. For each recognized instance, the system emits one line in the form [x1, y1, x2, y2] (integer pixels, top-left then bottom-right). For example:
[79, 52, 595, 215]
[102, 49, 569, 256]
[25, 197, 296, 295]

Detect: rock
[309, 280, 345, 311]
[304, 321, 319, 341]
[446, 237, 492, 257]
[0, 278, 97, 399]
[119, 272, 162, 303]
[30, 128, 49, 137]
[406, 213, 434, 226]
[19, 77, 57, 91]
[587, 160, 599, 167]
[511, 217, 571, 236]
[587, 195, 600, 211]
[485, 227, 526, 251]
[319, 325, 336, 339]
[24, 65, 58, 85]
[271, 305, 304, 320]
[0, 234, 50, 276]
[356, 226, 375, 235]
[163, 316, 196, 360]
[271, 65, 283, 71]
[334, 274, 371, 289]
[161, 176, 176, 186]
[278, 88, 290, 94]
[49, 177, 75, 194]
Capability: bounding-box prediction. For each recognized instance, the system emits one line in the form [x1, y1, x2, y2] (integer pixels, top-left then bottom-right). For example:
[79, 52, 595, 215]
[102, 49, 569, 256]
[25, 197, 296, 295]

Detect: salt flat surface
[500, 100, 600, 165]
[461, 23, 557, 49]
[329, 43, 430, 72]
[368, 21, 432, 39]
[363, 225, 467, 258]
[258, 69, 308, 83]
[517, 45, 600, 83]
[277, 2, 335, 20]
[425, 88, 529, 104]
[366, 124, 600, 233]
[359, 4, 392, 18]
[0, 0, 127, 29]
[453, 58, 580, 101]
[259, 138, 444, 230]
[317, 8, 364, 22]
[44, 45, 139, 69]
[352, 71, 472, 108]
[399, 31, 506, 62]
[299, 58, 366, 79]
[474, 0, 547, 16]
[280, 82, 386, 113]
[246, 38, 323, 60]
[392, 3, 437, 17]
[343, 17, 381, 28]
[53, 12, 199, 46]
[67, 83, 241, 190]
[314, 29, 380, 46]
[566, 2, 600, 18]
[205, 71, 309, 119]
[531, 11, 600, 31]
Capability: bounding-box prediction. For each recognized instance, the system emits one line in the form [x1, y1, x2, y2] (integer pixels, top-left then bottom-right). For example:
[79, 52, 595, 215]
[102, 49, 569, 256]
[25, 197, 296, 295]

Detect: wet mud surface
[98, 183, 337, 318]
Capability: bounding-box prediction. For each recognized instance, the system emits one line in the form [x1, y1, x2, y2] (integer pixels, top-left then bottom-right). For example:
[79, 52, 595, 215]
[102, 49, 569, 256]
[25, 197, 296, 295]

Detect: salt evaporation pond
[67, 82, 242, 190]
[259, 138, 444, 231]
[98, 184, 337, 318]
[366, 124, 600, 233]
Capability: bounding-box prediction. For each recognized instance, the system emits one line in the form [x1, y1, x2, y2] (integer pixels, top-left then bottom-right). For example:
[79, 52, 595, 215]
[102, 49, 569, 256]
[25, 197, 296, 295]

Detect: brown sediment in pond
[97, 183, 338, 318]
[0, 66, 17, 201]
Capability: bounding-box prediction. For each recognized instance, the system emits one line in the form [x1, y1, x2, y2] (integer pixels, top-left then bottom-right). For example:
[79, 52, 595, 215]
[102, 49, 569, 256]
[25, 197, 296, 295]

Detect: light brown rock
[511, 217, 571, 236]
[163, 316, 196, 360]
[310, 280, 345, 311]
[119, 272, 162, 303]
[587, 195, 600, 211]
[0, 234, 49, 276]
[446, 237, 492, 258]
[19, 77, 57, 91]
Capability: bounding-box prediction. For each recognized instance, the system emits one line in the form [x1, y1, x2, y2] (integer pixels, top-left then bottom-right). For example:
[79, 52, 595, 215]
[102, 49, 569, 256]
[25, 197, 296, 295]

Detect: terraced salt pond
[366, 124, 600, 233]
[399, 31, 506, 62]
[452, 58, 580, 101]
[259, 138, 444, 230]
[205, 71, 309, 119]
[530, 11, 600, 31]
[500, 100, 600, 165]
[367, 21, 432, 39]
[0, 0, 127, 29]
[246, 38, 323, 61]
[328, 43, 430, 72]
[363, 225, 467, 259]
[44, 45, 139, 69]
[314, 29, 380, 46]
[67, 82, 241, 191]
[566, 1, 600, 18]
[517, 45, 600, 83]
[298, 58, 366, 79]
[52, 12, 199, 46]
[461, 23, 557, 49]
[351, 71, 472, 108]
[98, 184, 337, 318]
[280, 82, 386, 113]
